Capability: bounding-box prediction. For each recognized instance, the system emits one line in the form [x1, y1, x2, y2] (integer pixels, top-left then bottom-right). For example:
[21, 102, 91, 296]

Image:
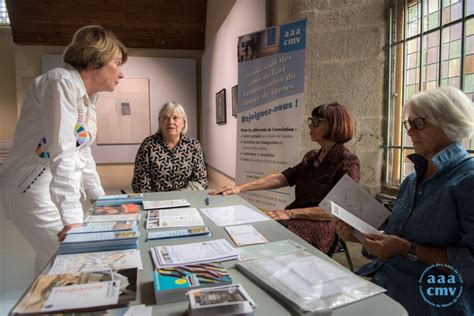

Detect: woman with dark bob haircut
[211, 102, 360, 253]
[0, 25, 127, 272]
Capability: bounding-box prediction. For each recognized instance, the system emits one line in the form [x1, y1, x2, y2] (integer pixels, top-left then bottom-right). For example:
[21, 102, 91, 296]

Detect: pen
[204, 197, 210, 206]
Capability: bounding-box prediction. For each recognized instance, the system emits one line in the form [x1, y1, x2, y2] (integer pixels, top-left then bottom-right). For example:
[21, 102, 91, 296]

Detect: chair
[328, 236, 354, 272]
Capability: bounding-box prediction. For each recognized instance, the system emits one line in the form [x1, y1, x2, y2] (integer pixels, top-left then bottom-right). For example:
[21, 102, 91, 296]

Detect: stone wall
[288, 0, 388, 194]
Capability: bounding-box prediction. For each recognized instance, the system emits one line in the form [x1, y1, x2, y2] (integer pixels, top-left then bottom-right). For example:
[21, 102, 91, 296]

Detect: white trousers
[0, 169, 63, 274]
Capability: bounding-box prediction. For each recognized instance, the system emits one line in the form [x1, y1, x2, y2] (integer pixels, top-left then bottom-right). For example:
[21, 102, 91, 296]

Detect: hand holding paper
[363, 233, 410, 260]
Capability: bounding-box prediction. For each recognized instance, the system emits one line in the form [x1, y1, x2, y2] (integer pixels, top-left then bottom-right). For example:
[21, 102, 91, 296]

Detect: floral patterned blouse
[132, 132, 208, 192]
[281, 143, 360, 253]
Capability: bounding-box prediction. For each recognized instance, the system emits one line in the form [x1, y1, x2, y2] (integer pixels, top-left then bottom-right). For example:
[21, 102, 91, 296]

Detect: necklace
[313, 143, 337, 167]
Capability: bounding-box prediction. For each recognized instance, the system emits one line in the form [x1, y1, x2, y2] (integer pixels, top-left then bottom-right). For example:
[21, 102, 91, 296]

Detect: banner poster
[236, 19, 306, 210]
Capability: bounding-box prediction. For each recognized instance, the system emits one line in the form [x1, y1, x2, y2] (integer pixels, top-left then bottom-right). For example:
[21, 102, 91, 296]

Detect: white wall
[42, 55, 197, 163]
[201, 0, 266, 178]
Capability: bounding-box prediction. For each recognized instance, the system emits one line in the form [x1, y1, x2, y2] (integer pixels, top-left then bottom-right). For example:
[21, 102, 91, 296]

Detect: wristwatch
[408, 242, 418, 261]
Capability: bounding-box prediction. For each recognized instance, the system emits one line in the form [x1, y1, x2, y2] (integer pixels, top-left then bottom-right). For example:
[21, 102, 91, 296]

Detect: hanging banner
[236, 19, 306, 210]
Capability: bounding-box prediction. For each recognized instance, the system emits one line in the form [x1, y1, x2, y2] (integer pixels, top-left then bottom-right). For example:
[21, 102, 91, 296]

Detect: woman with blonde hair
[132, 101, 208, 192]
[0, 25, 127, 272]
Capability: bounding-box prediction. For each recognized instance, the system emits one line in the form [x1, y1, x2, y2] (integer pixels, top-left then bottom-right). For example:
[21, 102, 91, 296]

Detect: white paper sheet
[152, 239, 239, 267]
[200, 205, 270, 226]
[225, 225, 268, 246]
[330, 201, 380, 235]
[320, 174, 390, 229]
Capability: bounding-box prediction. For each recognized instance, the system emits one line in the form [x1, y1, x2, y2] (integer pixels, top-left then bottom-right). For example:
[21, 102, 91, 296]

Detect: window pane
[467, 0, 474, 15]
[386, 0, 472, 189]
[407, 1, 422, 37]
[424, 0, 440, 30]
[0, 0, 9, 24]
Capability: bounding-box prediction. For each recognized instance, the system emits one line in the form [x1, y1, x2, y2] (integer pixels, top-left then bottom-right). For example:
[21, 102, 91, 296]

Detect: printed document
[48, 249, 143, 274]
[225, 225, 268, 246]
[320, 174, 390, 229]
[330, 201, 380, 235]
[143, 199, 191, 210]
[151, 239, 239, 267]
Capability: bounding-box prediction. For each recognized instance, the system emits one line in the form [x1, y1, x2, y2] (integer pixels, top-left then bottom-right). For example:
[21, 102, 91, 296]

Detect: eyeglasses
[403, 118, 426, 131]
[160, 115, 182, 122]
[307, 116, 328, 128]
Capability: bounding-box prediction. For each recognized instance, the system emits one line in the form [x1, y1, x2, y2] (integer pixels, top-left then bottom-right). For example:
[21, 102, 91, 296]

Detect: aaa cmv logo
[419, 263, 464, 308]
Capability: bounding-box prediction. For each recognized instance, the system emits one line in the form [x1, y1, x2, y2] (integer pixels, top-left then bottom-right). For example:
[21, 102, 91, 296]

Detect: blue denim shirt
[362, 142, 474, 315]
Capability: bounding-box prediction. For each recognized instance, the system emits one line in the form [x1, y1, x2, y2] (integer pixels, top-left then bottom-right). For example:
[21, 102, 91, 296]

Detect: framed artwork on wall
[231, 85, 238, 117]
[216, 88, 226, 125]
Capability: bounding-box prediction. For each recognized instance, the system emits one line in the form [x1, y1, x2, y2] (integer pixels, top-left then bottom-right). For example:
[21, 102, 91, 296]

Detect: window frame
[384, 0, 474, 190]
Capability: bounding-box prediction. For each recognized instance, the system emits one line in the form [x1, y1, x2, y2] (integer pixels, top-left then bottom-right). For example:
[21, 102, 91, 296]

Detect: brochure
[187, 284, 256, 316]
[48, 249, 143, 274]
[150, 239, 239, 268]
[153, 262, 232, 304]
[147, 227, 211, 240]
[67, 221, 137, 234]
[225, 225, 268, 246]
[143, 199, 191, 210]
[91, 204, 140, 215]
[146, 208, 204, 229]
[85, 213, 141, 223]
[11, 268, 137, 315]
[96, 193, 143, 206]
[320, 174, 390, 230]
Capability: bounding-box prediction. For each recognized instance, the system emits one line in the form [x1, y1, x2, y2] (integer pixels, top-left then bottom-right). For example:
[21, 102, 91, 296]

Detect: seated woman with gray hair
[132, 101, 208, 192]
[336, 86, 474, 315]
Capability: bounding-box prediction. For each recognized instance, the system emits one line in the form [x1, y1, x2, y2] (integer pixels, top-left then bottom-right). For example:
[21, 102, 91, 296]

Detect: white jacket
[0, 66, 105, 225]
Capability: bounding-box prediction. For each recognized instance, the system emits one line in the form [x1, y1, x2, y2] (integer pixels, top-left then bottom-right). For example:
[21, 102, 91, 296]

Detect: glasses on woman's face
[307, 116, 328, 128]
[160, 115, 182, 122]
[403, 118, 426, 131]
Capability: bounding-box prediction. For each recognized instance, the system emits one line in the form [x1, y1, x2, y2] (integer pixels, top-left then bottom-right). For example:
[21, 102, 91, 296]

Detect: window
[385, 0, 474, 188]
[0, 0, 9, 25]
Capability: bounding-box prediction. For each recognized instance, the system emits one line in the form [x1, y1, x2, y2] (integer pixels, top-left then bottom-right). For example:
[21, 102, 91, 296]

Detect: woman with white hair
[132, 101, 208, 192]
[336, 86, 474, 315]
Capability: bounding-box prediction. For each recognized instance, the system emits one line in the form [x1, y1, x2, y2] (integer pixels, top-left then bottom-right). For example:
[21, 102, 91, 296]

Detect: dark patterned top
[281, 143, 360, 253]
[132, 132, 208, 192]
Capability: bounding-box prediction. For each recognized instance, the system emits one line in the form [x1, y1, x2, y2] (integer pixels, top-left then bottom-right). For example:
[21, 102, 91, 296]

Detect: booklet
[187, 284, 256, 316]
[153, 262, 232, 304]
[11, 268, 137, 315]
[143, 199, 191, 210]
[225, 225, 268, 246]
[150, 239, 239, 268]
[85, 213, 141, 223]
[96, 193, 143, 206]
[147, 227, 211, 241]
[320, 174, 390, 230]
[91, 203, 140, 215]
[146, 208, 204, 229]
[330, 201, 380, 239]
[59, 229, 140, 254]
[48, 249, 143, 274]
[200, 205, 270, 226]
[67, 221, 138, 234]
